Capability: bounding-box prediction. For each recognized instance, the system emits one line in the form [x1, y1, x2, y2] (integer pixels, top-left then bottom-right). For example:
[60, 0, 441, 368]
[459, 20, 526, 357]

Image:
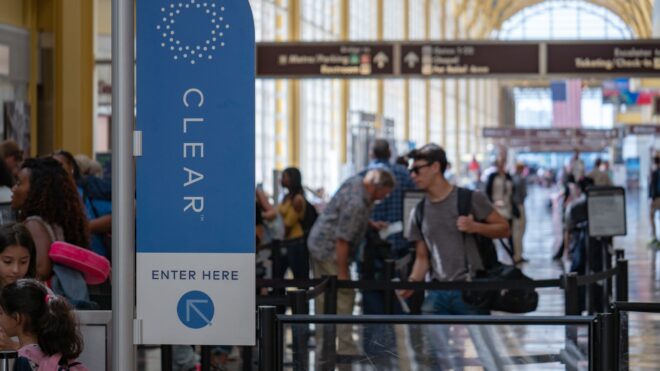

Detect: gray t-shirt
[406, 188, 494, 281]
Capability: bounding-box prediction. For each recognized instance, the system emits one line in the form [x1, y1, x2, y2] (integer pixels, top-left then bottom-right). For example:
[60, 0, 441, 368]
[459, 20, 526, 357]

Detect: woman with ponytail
[0, 279, 87, 370]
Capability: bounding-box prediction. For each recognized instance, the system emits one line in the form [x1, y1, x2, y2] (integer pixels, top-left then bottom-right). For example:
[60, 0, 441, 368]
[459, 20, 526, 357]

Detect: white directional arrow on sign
[404, 52, 420, 68]
[186, 299, 212, 326]
[373, 52, 389, 69]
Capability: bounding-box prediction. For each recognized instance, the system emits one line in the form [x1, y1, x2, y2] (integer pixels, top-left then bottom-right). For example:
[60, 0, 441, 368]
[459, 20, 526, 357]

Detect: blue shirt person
[362, 139, 416, 257]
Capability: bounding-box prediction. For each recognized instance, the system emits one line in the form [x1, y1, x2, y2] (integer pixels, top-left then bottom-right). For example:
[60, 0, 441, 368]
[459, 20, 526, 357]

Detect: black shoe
[515, 257, 529, 264]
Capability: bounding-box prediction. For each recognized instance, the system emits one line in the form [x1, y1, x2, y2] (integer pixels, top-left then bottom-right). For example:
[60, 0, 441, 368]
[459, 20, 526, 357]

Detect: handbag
[262, 214, 285, 244]
[462, 263, 538, 313]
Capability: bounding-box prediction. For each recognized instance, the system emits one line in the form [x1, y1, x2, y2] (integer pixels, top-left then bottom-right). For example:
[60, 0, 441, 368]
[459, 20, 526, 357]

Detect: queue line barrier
[157, 248, 628, 370]
[257, 309, 617, 371]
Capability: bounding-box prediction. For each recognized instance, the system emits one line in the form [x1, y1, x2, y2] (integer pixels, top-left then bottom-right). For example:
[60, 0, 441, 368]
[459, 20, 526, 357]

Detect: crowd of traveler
[250, 137, 632, 366]
[0, 140, 106, 369]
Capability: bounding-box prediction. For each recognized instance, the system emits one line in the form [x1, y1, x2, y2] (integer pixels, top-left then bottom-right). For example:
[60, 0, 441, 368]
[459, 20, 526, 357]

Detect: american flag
[551, 80, 582, 128]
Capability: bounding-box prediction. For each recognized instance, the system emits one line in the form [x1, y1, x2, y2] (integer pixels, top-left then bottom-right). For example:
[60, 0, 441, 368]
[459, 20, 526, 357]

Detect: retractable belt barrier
[155, 252, 628, 371]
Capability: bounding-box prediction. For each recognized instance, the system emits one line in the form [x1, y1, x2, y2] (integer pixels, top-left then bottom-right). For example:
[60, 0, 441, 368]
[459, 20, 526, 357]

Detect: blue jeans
[417, 291, 493, 369]
[421, 290, 490, 315]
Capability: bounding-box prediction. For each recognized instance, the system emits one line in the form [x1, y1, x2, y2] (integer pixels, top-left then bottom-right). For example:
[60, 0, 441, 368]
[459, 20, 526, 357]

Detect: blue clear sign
[136, 0, 255, 253]
[177, 290, 215, 329]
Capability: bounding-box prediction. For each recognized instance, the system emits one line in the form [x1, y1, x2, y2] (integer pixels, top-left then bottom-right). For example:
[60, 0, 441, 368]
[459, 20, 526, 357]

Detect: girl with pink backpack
[0, 279, 87, 370]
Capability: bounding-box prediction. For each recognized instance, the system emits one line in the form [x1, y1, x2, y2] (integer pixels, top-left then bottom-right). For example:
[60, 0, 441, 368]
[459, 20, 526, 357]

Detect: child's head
[0, 279, 83, 360]
[0, 223, 36, 287]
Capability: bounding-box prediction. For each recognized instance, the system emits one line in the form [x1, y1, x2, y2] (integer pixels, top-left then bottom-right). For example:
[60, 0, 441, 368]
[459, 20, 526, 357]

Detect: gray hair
[364, 168, 396, 189]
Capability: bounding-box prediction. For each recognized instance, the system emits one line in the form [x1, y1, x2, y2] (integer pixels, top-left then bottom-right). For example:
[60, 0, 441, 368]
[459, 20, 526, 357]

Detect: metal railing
[257, 308, 619, 371]
[154, 246, 628, 370]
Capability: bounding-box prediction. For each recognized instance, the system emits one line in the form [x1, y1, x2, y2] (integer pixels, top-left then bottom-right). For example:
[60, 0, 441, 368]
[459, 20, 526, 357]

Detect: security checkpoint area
[3, 0, 660, 370]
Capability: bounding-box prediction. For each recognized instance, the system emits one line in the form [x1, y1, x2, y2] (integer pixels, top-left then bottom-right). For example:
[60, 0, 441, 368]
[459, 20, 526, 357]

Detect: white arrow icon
[373, 52, 389, 69]
[186, 299, 212, 326]
[404, 52, 420, 68]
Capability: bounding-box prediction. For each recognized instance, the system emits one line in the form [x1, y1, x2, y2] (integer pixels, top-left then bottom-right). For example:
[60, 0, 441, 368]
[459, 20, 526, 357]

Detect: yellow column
[453, 1, 460, 174]
[403, 0, 410, 142]
[287, 0, 301, 167]
[339, 0, 349, 164]
[465, 80, 471, 155]
[454, 81, 460, 173]
[54, 0, 94, 155]
[424, 0, 431, 144]
[475, 80, 482, 156]
[439, 0, 446, 147]
[376, 0, 384, 131]
[24, 0, 39, 157]
[274, 0, 287, 170]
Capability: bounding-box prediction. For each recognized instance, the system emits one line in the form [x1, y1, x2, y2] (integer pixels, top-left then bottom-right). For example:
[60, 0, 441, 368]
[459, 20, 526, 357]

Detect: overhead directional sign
[547, 41, 660, 75]
[482, 127, 620, 139]
[400, 43, 540, 76]
[257, 40, 660, 78]
[136, 0, 255, 346]
[257, 42, 395, 77]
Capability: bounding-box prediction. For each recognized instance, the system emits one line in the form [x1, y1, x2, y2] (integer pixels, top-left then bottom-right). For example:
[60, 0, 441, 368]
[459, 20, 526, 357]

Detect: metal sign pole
[111, 0, 136, 369]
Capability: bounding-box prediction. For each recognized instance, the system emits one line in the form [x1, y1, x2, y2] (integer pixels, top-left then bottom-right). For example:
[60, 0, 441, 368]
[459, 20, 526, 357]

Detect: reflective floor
[524, 185, 660, 370]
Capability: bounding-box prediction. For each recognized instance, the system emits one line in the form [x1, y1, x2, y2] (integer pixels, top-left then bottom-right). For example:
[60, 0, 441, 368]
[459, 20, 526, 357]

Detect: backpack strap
[456, 187, 474, 278]
[414, 196, 425, 237]
[457, 187, 472, 217]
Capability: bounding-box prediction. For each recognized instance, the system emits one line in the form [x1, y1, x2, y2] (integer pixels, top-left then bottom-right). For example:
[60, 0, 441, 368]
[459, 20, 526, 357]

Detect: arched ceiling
[467, 0, 653, 38]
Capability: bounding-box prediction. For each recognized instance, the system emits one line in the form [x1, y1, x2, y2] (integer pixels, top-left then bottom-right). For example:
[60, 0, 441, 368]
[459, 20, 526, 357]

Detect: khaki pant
[311, 257, 359, 355]
[512, 204, 526, 261]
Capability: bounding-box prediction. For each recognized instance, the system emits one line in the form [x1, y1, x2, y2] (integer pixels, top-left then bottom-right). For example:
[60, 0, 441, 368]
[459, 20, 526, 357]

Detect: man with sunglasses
[400, 143, 509, 314]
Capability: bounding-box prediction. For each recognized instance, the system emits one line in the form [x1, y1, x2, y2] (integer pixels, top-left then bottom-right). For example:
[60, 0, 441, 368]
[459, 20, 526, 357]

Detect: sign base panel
[136, 253, 255, 345]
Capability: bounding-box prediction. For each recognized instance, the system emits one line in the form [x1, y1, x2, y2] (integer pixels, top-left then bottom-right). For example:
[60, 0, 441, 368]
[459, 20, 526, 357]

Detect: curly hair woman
[11, 157, 89, 280]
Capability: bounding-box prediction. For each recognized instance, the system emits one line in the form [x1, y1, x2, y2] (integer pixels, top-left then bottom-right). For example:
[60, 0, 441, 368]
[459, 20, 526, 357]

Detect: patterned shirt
[307, 175, 373, 262]
[363, 160, 416, 253]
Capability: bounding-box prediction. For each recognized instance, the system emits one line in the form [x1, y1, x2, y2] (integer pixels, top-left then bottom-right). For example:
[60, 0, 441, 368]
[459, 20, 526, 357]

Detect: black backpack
[300, 199, 318, 236]
[414, 187, 538, 313]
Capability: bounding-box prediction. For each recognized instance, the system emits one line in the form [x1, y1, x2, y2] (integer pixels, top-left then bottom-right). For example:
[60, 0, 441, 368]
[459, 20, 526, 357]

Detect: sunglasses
[408, 163, 432, 175]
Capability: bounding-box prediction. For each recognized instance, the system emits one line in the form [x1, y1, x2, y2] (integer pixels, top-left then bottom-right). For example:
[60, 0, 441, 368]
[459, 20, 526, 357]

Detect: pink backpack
[49, 241, 111, 285]
[18, 344, 88, 371]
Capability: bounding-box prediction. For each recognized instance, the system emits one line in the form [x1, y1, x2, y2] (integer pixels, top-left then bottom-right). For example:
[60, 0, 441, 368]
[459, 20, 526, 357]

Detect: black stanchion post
[562, 273, 579, 371]
[615, 259, 629, 371]
[616, 260, 628, 302]
[603, 239, 613, 313]
[291, 289, 309, 314]
[321, 276, 337, 371]
[324, 275, 338, 315]
[384, 259, 395, 315]
[258, 306, 278, 371]
[241, 346, 253, 371]
[161, 345, 173, 371]
[289, 290, 309, 370]
[597, 313, 615, 371]
[563, 273, 580, 315]
[200, 346, 211, 371]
